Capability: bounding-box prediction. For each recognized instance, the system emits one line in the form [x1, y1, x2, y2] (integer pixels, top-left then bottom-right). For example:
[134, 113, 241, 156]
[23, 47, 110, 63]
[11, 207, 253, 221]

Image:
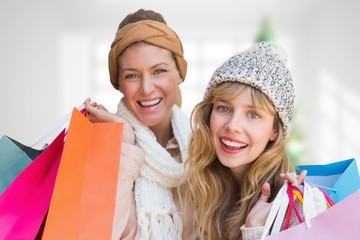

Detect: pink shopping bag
[265, 190, 360, 240]
[0, 130, 65, 240]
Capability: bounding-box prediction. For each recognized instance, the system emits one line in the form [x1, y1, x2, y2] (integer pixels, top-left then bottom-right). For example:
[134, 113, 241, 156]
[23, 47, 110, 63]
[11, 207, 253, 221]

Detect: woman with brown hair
[85, 9, 192, 240]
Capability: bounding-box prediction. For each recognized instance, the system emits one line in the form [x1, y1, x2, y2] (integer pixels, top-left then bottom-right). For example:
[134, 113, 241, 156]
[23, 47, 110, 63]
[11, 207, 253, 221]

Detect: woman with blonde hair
[182, 42, 328, 239]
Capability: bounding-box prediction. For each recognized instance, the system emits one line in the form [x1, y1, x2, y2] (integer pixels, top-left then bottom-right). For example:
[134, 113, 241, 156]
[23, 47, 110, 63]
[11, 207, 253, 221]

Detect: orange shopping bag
[42, 108, 123, 240]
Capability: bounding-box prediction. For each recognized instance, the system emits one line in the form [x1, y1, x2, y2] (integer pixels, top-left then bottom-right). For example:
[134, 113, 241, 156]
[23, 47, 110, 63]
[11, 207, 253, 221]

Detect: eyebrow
[217, 98, 267, 112]
[120, 62, 169, 73]
[119, 67, 137, 72]
[151, 62, 170, 69]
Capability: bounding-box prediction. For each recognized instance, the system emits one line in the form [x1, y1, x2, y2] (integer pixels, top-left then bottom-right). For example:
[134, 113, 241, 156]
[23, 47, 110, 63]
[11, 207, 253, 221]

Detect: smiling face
[117, 42, 182, 130]
[210, 86, 277, 177]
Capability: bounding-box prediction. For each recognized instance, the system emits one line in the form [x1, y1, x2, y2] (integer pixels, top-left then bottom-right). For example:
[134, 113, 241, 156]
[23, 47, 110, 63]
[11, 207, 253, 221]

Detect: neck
[149, 106, 174, 148]
[150, 123, 173, 148]
[232, 163, 251, 184]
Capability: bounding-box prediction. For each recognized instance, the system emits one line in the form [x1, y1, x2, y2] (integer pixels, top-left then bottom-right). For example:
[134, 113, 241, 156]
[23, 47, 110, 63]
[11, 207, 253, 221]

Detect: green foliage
[256, 15, 274, 42]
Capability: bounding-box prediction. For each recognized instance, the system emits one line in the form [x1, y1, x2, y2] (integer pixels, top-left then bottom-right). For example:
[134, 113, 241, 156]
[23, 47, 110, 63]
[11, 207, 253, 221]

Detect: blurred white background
[1, 0, 359, 166]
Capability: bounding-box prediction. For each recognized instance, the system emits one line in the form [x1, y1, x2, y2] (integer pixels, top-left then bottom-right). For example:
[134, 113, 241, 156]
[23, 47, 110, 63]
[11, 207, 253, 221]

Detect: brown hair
[111, 9, 185, 107]
[117, 9, 167, 30]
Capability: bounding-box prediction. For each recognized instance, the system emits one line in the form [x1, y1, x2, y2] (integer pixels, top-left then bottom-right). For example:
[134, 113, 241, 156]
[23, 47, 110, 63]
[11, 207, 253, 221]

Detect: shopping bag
[261, 181, 334, 240]
[0, 135, 43, 193]
[42, 108, 124, 240]
[265, 190, 360, 240]
[0, 130, 65, 240]
[296, 158, 360, 203]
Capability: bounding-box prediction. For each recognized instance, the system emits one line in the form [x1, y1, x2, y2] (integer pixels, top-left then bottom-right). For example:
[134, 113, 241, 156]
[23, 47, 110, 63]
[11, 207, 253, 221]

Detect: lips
[220, 137, 248, 150]
[137, 98, 162, 108]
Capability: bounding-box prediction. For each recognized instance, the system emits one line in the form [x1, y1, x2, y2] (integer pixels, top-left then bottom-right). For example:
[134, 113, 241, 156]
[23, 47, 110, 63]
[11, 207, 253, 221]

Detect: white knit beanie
[204, 41, 295, 139]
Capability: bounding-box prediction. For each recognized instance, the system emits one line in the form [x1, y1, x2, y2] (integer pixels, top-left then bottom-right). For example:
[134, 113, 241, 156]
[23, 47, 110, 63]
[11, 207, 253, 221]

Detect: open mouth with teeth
[137, 98, 162, 108]
[221, 138, 248, 150]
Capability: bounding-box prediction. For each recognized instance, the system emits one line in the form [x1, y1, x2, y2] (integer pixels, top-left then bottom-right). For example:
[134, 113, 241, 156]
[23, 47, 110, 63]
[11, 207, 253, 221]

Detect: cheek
[117, 80, 126, 94]
[119, 83, 136, 96]
[209, 122, 216, 138]
[161, 79, 181, 103]
[165, 83, 179, 95]
[166, 78, 181, 91]
[209, 113, 220, 137]
[251, 126, 274, 147]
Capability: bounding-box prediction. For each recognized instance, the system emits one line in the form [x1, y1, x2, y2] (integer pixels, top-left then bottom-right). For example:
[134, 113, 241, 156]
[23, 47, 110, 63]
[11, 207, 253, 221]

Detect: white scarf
[116, 99, 190, 240]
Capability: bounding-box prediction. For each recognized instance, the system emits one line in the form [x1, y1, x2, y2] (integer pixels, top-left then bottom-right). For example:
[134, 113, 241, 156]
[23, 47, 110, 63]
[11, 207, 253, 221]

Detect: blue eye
[125, 73, 138, 79]
[248, 112, 259, 119]
[154, 69, 167, 74]
[218, 106, 230, 113]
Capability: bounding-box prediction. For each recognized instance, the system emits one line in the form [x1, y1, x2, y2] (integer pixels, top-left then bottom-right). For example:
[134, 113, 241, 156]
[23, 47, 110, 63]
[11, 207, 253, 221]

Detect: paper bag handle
[261, 182, 288, 240]
[260, 182, 321, 240]
[30, 103, 85, 147]
[302, 182, 317, 228]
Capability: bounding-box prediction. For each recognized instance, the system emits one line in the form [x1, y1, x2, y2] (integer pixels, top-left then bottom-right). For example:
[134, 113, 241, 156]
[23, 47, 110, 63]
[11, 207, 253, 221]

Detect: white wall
[1, 0, 359, 165]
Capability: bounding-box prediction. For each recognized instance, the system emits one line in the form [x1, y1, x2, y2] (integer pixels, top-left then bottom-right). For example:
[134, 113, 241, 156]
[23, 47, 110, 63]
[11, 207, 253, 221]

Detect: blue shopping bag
[296, 158, 360, 203]
[0, 136, 43, 194]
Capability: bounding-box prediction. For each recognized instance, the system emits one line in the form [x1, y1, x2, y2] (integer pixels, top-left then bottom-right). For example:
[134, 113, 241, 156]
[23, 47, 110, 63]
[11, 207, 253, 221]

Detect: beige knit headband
[108, 20, 187, 89]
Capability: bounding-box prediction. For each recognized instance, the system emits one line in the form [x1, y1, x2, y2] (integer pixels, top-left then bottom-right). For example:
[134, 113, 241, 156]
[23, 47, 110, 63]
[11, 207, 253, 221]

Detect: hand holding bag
[265, 190, 360, 240]
[261, 182, 334, 240]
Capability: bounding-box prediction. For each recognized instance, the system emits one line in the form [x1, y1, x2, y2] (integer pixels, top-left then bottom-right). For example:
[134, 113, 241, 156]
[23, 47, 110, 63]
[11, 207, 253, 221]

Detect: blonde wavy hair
[182, 82, 293, 239]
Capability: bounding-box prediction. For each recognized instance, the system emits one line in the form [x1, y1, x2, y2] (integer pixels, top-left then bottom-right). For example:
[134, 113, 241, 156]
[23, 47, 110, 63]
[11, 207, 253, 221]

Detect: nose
[140, 75, 155, 95]
[225, 114, 243, 134]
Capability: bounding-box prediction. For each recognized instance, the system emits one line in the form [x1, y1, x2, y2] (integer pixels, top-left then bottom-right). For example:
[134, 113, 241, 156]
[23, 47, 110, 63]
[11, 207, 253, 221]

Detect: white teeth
[221, 139, 246, 148]
[140, 98, 161, 106]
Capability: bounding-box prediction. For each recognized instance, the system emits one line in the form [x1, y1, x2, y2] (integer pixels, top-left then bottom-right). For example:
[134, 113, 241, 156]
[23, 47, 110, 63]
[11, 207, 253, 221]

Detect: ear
[269, 129, 278, 141]
[178, 77, 183, 85]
